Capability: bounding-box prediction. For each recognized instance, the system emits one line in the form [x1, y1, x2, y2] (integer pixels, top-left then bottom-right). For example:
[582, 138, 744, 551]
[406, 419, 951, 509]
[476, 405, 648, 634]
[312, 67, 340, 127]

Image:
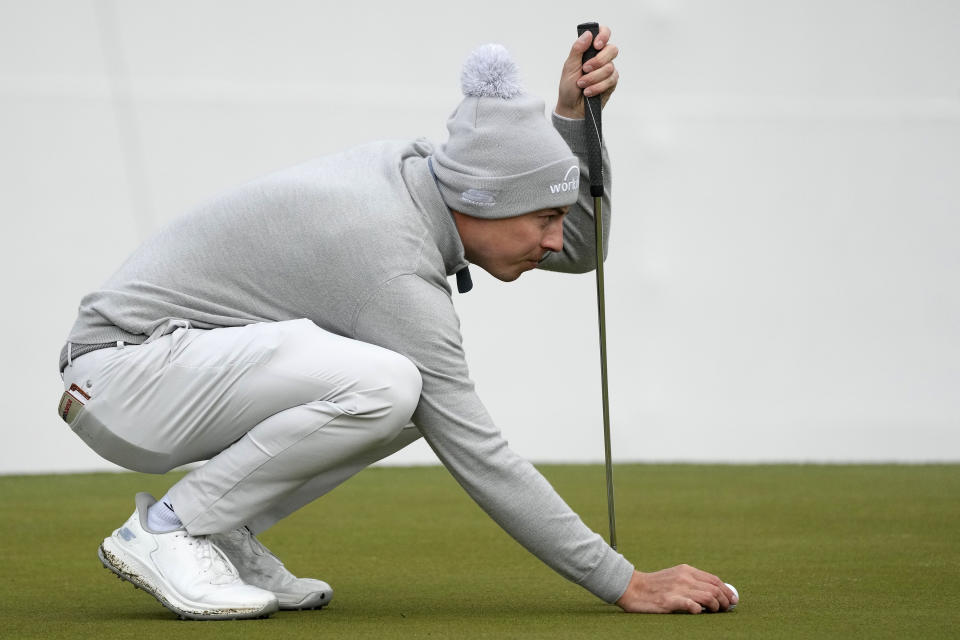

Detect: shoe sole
[280, 603, 328, 611]
[98, 540, 278, 621]
[279, 591, 331, 610]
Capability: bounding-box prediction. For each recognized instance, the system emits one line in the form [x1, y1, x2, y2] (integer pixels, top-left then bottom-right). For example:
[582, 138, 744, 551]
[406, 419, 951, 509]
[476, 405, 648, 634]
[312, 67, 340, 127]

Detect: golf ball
[725, 583, 739, 610]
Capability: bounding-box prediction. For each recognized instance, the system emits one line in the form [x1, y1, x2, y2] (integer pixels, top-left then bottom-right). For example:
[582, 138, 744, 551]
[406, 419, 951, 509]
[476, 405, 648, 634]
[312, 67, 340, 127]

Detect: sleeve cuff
[576, 544, 635, 603]
[552, 112, 587, 154]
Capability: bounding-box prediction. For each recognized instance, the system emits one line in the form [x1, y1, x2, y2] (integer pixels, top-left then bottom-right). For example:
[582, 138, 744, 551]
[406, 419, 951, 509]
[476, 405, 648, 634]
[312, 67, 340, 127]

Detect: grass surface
[1, 464, 958, 638]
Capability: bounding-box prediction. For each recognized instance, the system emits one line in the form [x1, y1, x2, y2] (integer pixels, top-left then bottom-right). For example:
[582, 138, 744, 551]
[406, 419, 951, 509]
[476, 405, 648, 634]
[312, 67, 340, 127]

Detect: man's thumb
[568, 30, 593, 60]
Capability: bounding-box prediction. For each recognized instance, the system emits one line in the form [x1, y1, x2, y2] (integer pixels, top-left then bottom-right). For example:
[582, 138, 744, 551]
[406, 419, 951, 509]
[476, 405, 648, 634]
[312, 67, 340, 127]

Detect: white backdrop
[2, 0, 958, 474]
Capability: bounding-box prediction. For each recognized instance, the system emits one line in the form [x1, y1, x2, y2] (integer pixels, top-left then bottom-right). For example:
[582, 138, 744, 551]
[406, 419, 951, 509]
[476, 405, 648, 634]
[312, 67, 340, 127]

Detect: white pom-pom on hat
[460, 44, 523, 99]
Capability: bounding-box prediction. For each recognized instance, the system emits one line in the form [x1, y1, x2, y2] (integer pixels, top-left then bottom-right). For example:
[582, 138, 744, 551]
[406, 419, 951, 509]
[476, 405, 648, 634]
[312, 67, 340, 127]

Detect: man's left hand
[555, 24, 620, 119]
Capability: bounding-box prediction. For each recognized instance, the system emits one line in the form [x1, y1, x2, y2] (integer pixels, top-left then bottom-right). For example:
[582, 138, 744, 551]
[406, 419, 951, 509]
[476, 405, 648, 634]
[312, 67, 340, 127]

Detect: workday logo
[549, 165, 580, 194]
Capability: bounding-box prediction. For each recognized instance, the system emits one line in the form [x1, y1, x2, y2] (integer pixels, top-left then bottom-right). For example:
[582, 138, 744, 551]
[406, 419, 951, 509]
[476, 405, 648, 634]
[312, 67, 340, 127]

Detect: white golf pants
[61, 319, 423, 534]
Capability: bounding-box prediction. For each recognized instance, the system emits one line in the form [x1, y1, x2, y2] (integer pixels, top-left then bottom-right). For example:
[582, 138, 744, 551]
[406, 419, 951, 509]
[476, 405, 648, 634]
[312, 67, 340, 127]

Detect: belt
[59, 341, 122, 373]
[60, 320, 192, 373]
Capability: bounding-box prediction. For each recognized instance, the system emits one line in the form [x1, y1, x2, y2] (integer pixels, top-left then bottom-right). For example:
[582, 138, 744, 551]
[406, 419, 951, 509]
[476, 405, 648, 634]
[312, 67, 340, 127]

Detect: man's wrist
[553, 105, 584, 120]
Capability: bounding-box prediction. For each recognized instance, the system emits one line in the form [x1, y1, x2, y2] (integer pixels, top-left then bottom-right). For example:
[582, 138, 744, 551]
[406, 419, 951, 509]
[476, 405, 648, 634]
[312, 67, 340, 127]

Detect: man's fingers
[721, 582, 738, 605]
[713, 584, 732, 610]
[587, 71, 618, 99]
[691, 578, 734, 612]
[699, 573, 736, 607]
[662, 594, 703, 614]
[569, 26, 617, 71]
[579, 63, 616, 97]
[688, 568, 731, 594]
[684, 598, 703, 614]
[579, 37, 618, 104]
[595, 24, 612, 49]
[690, 589, 722, 613]
[578, 60, 615, 86]
[582, 42, 619, 73]
[675, 565, 736, 611]
[690, 566, 725, 586]
[581, 63, 619, 100]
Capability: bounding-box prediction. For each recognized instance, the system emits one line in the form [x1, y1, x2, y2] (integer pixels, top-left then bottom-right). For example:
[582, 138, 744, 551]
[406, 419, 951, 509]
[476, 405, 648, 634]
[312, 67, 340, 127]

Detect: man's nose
[542, 220, 564, 252]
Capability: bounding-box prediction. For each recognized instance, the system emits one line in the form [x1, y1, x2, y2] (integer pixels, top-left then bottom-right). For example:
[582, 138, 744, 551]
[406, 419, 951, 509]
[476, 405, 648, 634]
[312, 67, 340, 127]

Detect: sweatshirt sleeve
[353, 274, 634, 603]
[538, 113, 613, 274]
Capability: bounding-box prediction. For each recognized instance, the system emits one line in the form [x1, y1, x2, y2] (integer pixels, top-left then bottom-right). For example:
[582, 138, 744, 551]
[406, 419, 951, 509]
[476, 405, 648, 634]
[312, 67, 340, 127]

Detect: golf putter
[576, 21, 617, 551]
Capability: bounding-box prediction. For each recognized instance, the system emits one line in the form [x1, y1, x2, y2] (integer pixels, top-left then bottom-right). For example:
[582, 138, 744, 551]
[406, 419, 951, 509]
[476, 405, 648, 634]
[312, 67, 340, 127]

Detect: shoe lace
[178, 532, 241, 585]
[240, 526, 271, 557]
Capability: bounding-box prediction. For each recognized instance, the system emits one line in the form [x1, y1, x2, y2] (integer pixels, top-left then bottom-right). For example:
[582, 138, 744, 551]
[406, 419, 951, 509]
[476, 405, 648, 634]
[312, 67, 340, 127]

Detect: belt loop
[117, 340, 125, 350]
[66, 341, 73, 368]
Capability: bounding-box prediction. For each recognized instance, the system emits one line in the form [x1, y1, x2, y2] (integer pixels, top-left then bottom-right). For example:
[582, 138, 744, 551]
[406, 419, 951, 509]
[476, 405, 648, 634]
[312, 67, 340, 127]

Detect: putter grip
[577, 22, 604, 197]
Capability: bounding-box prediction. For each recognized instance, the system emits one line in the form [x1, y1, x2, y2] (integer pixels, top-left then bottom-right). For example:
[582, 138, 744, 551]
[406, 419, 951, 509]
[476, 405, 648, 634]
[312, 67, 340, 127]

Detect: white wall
[2, 0, 958, 474]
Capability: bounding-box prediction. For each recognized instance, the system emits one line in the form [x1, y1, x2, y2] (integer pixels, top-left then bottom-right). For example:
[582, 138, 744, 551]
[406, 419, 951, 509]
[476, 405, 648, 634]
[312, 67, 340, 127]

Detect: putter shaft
[593, 195, 617, 551]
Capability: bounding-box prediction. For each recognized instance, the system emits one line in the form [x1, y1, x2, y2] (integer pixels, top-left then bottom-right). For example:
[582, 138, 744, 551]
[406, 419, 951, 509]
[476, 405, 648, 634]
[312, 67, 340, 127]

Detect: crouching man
[57, 25, 737, 619]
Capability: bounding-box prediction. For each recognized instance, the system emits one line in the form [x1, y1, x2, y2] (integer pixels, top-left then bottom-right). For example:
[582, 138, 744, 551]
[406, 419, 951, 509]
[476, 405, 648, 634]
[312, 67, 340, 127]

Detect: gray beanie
[432, 44, 581, 219]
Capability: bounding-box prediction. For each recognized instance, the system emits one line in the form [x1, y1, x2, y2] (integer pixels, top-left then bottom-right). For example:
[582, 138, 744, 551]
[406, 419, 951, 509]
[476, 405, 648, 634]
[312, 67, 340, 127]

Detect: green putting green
[1, 464, 957, 638]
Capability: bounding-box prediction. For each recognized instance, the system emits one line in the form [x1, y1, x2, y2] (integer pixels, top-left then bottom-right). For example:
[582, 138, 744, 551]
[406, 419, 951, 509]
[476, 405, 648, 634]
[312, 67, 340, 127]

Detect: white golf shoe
[98, 493, 279, 620]
[210, 526, 333, 610]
